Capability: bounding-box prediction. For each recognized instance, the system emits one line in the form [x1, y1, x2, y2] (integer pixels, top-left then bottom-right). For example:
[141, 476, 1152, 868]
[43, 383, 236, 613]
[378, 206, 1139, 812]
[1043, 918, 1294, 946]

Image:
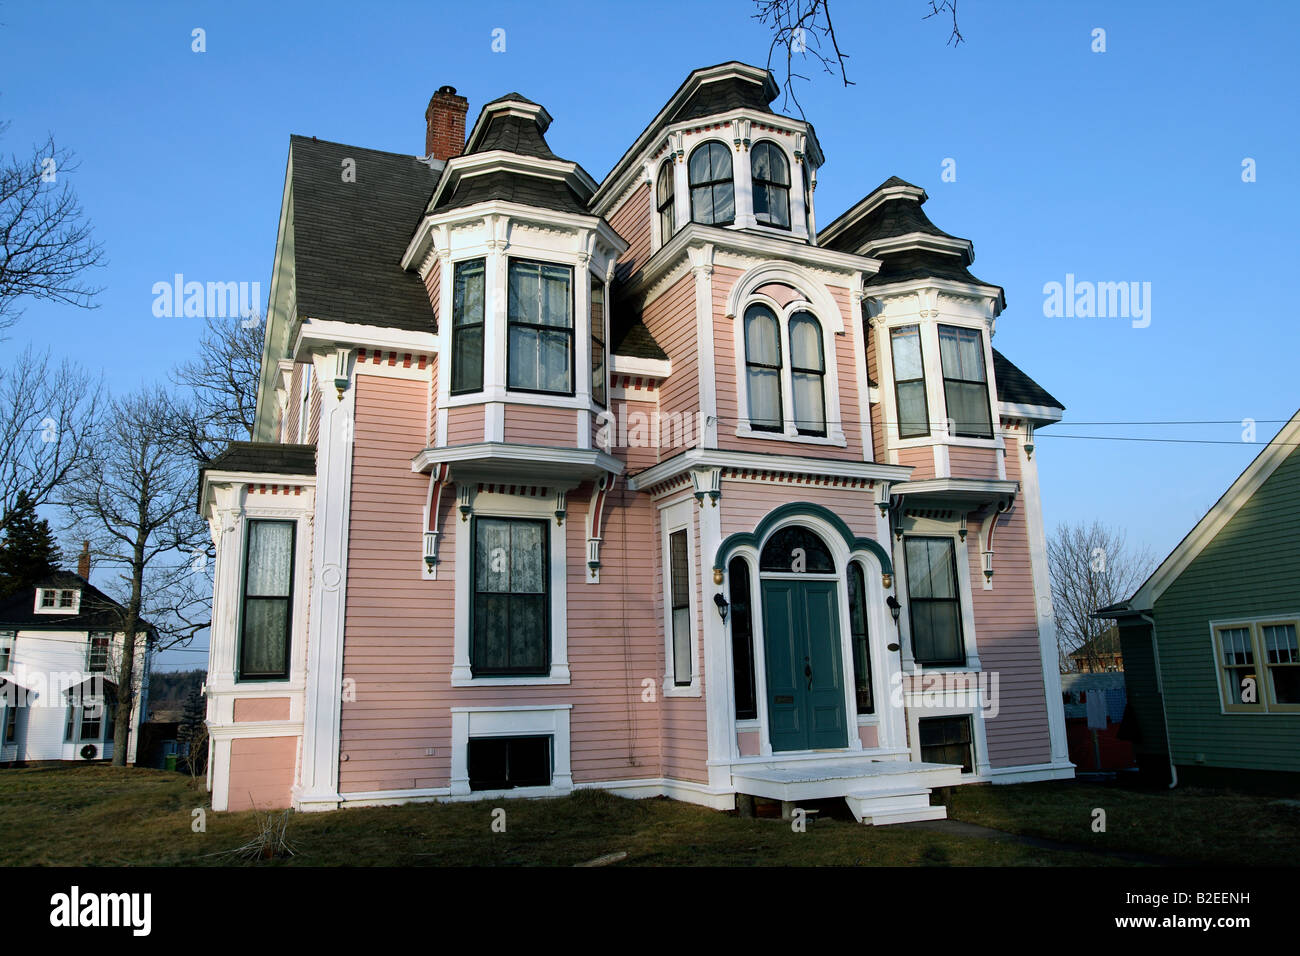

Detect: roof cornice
[464, 98, 555, 154]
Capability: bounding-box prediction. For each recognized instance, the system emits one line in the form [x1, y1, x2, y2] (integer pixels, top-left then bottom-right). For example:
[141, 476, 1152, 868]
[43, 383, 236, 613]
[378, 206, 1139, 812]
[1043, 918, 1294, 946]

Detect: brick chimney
[77, 540, 91, 578]
[425, 86, 468, 161]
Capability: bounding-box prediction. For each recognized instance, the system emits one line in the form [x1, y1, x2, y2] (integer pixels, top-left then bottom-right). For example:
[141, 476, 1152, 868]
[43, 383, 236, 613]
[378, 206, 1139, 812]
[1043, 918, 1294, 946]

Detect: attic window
[35, 588, 80, 615]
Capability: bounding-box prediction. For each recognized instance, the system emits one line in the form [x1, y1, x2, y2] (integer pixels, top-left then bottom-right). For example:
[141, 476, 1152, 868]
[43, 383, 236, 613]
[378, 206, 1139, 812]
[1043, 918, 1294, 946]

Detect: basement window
[918, 715, 974, 774]
[467, 735, 552, 791]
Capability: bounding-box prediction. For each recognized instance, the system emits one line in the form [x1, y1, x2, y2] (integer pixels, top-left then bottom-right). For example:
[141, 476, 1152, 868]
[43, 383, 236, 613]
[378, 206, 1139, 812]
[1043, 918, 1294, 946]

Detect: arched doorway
[758, 525, 848, 751]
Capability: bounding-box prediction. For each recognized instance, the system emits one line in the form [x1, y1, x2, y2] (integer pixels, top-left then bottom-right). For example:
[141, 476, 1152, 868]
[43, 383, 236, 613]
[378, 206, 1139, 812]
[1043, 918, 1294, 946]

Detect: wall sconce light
[1024, 422, 1035, 459]
[873, 480, 891, 516]
[886, 595, 901, 627]
[982, 549, 995, 582]
[713, 592, 729, 622]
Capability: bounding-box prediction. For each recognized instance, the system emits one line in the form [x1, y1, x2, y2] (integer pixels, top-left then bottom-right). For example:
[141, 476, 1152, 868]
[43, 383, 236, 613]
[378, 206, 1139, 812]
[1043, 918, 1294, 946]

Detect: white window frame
[34, 588, 80, 615]
[1208, 615, 1300, 715]
[449, 704, 573, 798]
[907, 706, 991, 778]
[297, 363, 313, 444]
[0, 631, 14, 672]
[894, 523, 981, 674]
[733, 293, 847, 448]
[660, 497, 701, 697]
[451, 488, 571, 686]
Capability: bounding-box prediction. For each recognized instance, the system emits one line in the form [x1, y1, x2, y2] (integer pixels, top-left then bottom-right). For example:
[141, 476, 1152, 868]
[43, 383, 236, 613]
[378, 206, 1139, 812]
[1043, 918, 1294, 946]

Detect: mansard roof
[289, 135, 441, 334]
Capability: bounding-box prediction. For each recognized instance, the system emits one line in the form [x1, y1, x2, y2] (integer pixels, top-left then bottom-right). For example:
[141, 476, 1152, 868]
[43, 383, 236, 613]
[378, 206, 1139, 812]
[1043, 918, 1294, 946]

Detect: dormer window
[656, 158, 676, 240]
[688, 142, 734, 226]
[35, 588, 80, 615]
[751, 142, 790, 229]
[507, 259, 574, 395]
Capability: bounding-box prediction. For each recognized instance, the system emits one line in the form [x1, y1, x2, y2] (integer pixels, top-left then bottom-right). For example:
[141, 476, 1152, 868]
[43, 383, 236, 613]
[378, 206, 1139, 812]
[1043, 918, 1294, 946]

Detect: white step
[732, 759, 963, 802]
[844, 786, 948, 826]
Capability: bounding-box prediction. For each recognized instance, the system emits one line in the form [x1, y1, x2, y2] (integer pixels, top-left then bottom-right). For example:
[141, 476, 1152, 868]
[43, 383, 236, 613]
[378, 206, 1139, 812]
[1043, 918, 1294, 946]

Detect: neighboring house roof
[1100, 408, 1300, 616]
[289, 135, 441, 334]
[1069, 627, 1122, 660]
[992, 349, 1065, 412]
[0, 572, 152, 634]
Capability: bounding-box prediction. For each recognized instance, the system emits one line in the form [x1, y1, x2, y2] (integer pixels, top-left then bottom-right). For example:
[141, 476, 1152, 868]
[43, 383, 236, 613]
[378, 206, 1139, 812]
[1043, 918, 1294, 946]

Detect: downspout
[1139, 613, 1178, 789]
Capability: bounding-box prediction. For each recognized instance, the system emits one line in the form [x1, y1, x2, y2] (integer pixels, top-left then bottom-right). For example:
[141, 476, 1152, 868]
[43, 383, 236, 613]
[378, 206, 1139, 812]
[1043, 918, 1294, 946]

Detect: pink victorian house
[199, 63, 1072, 823]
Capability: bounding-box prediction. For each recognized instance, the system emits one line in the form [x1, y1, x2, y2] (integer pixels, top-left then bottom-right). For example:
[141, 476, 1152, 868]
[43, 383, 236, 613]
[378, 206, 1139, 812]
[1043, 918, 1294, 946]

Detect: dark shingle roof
[992, 349, 1064, 411]
[0, 572, 151, 633]
[862, 249, 992, 288]
[203, 441, 317, 477]
[485, 92, 539, 107]
[611, 320, 668, 361]
[823, 197, 961, 259]
[672, 74, 775, 123]
[290, 136, 440, 333]
[436, 169, 589, 215]
[471, 114, 557, 160]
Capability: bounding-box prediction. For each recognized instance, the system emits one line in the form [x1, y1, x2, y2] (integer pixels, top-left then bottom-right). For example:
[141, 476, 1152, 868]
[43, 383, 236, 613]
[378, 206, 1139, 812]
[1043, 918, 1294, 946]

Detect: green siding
[1152, 443, 1300, 773]
[1116, 621, 1168, 761]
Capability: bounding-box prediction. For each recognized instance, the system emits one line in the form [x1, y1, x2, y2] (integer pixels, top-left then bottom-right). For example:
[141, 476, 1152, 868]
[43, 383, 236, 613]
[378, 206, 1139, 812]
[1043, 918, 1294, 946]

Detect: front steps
[731, 759, 964, 826]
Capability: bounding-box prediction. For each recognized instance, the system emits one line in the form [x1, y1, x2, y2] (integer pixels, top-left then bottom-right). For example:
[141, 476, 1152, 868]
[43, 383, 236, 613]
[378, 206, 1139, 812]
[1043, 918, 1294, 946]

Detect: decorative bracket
[554, 489, 567, 526]
[976, 497, 1015, 590]
[691, 466, 721, 508]
[585, 473, 617, 582]
[333, 347, 352, 400]
[1023, 422, 1036, 459]
[457, 483, 473, 522]
[422, 463, 451, 578]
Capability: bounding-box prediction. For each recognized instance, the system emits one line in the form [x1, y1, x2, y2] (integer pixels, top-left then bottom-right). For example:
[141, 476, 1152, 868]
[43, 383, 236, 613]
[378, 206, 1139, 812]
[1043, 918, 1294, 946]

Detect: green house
[1099, 409, 1300, 788]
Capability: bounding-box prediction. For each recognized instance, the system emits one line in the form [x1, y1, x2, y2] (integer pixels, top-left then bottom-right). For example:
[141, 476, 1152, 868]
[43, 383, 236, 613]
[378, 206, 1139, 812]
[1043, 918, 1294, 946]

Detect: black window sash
[751, 143, 791, 229]
[591, 277, 606, 407]
[471, 517, 551, 676]
[788, 313, 826, 437]
[669, 529, 692, 686]
[848, 562, 874, 715]
[728, 558, 757, 721]
[688, 142, 734, 226]
[656, 160, 675, 238]
[938, 325, 993, 438]
[450, 258, 486, 395]
[744, 305, 783, 432]
[891, 326, 930, 439]
[506, 259, 575, 395]
[905, 537, 965, 667]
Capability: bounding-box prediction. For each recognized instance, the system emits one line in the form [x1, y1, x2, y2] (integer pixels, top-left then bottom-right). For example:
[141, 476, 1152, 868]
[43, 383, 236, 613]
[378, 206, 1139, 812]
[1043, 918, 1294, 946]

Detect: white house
[0, 572, 152, 765]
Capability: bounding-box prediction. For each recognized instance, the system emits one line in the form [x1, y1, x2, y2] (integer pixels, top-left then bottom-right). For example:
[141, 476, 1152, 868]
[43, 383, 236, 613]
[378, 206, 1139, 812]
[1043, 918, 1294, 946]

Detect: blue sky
[2, 1, 1296, 668]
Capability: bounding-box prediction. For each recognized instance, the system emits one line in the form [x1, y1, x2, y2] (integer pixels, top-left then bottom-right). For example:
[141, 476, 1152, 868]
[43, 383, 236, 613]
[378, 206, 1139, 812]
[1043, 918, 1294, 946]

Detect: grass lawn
[945, 779, 1300, 866]
[1, 766, 1290, 866]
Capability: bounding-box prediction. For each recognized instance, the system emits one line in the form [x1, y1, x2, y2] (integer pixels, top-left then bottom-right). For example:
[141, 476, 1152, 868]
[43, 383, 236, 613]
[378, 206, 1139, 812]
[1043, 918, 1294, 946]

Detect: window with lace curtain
[238, 520, 295, 681]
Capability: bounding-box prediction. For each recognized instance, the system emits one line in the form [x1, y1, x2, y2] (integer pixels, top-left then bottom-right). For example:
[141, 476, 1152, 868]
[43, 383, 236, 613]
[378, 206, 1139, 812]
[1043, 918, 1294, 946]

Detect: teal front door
[761, 579, 848, 751]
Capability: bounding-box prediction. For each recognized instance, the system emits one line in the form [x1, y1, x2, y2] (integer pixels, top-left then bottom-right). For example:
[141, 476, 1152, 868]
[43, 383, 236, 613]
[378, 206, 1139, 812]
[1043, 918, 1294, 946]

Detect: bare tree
[1047, 521, 1156, 674]
[0, 345, 101, 535]
[61, 386, 211, 766]
[754, 1, 964, 116]
[0, 122, 106, 334]
[169, 312, 263, 463]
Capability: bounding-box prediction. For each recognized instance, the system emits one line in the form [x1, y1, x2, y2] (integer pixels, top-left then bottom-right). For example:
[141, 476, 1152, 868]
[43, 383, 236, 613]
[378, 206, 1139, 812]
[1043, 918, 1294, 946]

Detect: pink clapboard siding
[894, 445, 934, 479]
[641, 275, 699, 462]
[970, 432, 1051, 768]
[233, 697, 291, 722]
[424, 256, 441, 326]
[308, 379, 321, 445]
[284, 364, 303, 443]
[228, 736, 297, 811]
[719, 480, 877, 539]
[338, 374, 672, 793]
[858, 725, 879, 749]
[737, 730, 760, 756]
[712, 271, 860, 460]
[428, 354, 439, 446]
[502, 404, 577, 446]
[948, 445, 1001, 480]
[445, 405, 483, 446]
[610, 183, 652, 280]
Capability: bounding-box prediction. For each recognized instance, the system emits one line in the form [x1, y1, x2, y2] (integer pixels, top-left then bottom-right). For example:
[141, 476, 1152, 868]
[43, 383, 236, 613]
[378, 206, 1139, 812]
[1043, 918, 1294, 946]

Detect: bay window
[239, 519, 295, 681]
[472, 518, 549, 676]
[688, 141, 734, 226]
[938, 325, 993, 439]
[656, 158, 675, 240]
[507, 259, 573, 394]
[451, 258, 486, 394]
[905, 536, 965, 666]
[751, 142, 790, 229]
[591, 277, 606, 406]
[890, 326, 929, 439]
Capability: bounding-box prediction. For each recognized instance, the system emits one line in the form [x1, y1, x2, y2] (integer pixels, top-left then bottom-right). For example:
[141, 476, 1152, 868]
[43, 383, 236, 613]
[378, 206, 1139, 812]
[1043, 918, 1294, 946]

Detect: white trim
[984, 761, 1075, 784]
[449, 704, 572, 796]
[411, 442, 624, 480]
[661, 498, 702, 697]
[859, 232, 973, 260]
[627, 446, 911, 492]
[999, 401, 1063, 424]
[292, 318, 438, 360]
[905, 703, 992, 780]
[817, 180, 929, 248]
[610, 355, 670, 379]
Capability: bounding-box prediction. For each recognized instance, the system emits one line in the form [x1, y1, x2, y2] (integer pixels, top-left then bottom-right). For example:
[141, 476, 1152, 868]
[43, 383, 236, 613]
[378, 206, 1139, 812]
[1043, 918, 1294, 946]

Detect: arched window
[688, 141, 734, 226]
[751, 142, 790, 229]
[656, 158, 675, 240]
[743, 304, 782, 432]
[847, 562, 874, 714]
[788, 311, 825, 436]
[760, 525, 834, 573]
